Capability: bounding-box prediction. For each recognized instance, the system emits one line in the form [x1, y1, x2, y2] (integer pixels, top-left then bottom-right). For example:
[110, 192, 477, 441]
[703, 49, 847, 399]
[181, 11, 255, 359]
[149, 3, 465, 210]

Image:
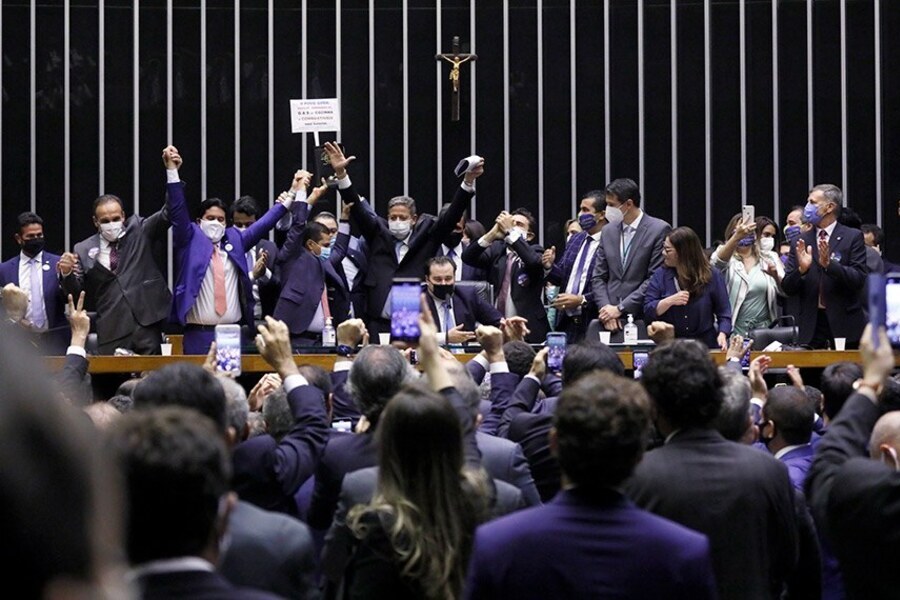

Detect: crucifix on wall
[436, 36, 477, 122]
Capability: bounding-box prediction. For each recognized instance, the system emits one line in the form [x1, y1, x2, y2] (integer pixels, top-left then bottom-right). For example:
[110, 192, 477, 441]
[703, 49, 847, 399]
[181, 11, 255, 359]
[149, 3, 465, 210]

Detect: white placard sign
[290, 98, 341, 133]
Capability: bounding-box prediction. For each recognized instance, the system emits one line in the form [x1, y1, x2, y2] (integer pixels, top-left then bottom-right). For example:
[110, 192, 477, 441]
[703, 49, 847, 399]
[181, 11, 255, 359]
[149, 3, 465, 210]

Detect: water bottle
[322, 317, 336, 346]
[623, 314, 638, 345]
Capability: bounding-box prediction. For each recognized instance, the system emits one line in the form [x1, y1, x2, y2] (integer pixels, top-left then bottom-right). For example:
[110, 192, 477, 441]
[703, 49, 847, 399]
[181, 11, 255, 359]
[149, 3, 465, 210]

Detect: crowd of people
[3, 143, 900, 599]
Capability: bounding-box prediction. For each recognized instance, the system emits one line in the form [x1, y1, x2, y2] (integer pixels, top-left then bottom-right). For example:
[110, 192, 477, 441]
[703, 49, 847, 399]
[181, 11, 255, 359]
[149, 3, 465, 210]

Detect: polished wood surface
[43, 349, 889, 374]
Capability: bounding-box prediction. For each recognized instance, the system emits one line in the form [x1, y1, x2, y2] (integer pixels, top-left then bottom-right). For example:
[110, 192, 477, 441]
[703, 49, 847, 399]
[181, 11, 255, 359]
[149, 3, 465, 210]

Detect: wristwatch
[336, 344, 355, 357]
[616, 303, 625, 314]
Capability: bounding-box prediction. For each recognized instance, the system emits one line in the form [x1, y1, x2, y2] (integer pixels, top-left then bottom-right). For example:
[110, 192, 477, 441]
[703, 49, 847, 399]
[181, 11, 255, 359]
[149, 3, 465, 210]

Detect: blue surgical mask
[578, 213, 597, 231]
[737, 235, 756, 248]
[319, 245, 332, 261]
[803, 202, 823, 227]
[784, 225, 801, 244]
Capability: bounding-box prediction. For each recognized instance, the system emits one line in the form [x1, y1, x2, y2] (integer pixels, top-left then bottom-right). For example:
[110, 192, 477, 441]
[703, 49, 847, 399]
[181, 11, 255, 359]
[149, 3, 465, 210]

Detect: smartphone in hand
[742, 204, 755, 224]
[633, 351, 649, 379]
[390, 278, 422, 344]
[214, 324, 242, 376]
[546, 332, 567, 373]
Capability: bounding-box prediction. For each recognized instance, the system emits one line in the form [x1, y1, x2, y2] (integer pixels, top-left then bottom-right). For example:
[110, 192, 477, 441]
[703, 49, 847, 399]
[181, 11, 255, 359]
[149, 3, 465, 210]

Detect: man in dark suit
[782, 184, 868, 348]
[0, 211, 70, 353]
[759, 385, 816, 491]
[462, 208, 548, 343]
[543, 190, 607, 342]
[591, 178, 672, 341]
[423, 256, 502, 345]
[436, 205, 487, 282]
[862, 223, 900, 274]
[165, 147, 292, 355]
[324, 141, 482, 335]
[625, 340, 800, 600]
[107, 407, 281, 600]
[807, 325, 898, 599]
[465, 371, 717, 599]
[231, 195, 281, 323]
[314, 209, 370, 319]
[130, 327, 321, 599]
[275, 186, 351, 346]
[60, 150, 173, 355]
[501, 343, 625, 502]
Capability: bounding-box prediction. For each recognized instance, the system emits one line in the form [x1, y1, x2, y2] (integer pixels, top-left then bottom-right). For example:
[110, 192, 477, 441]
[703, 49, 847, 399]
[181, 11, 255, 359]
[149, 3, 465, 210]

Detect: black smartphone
[546, 332, 567, 373]
[314, 142, 345, 183]
[885, 273, 900, 349]
[633, 351, 649, 380]
[390, 278, 422, 344]
[869, 273, 886, 349]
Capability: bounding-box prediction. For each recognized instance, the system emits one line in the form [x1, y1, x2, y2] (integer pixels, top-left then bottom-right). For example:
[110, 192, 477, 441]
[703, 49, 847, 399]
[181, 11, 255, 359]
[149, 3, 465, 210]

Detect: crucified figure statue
[435, 36, 477, 122]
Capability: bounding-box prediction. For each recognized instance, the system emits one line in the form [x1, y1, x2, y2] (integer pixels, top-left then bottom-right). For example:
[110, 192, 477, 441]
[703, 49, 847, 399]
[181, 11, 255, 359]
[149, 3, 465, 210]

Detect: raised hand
[291, 170, 312, 193]
[308, 178, 330, 205]
[500, 316, 530, 342]
[1, 284, 28, 323]
[256, 316, 299, 379]
[748, 355, 772, 400]
[463, 157, 485, 185]
[337, 318, 368, 348]
[795, 239, 813, 274]
[252, 250, 268, 280]
[541, 246, 556, 269]
[323, 141, 357, 177]
[668, 291, 690, 307]
[447, 324, 476, 344]
[58, 252, 79, 277]
[162, 145, 182, 170]
[67, 292, 90, 348]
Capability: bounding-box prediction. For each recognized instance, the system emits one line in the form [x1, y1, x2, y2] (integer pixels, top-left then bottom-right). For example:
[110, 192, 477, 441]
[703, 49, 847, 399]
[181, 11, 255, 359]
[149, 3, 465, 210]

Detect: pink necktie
[211, 246, 227, 316]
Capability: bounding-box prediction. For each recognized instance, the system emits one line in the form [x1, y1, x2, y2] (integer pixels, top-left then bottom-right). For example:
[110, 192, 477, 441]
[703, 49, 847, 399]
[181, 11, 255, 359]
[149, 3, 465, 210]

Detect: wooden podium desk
[43, 349, 888, 375]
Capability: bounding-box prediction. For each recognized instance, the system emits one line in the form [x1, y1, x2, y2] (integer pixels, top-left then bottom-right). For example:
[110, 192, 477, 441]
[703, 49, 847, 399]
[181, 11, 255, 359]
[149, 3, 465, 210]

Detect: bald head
[869, 412, 900, 461]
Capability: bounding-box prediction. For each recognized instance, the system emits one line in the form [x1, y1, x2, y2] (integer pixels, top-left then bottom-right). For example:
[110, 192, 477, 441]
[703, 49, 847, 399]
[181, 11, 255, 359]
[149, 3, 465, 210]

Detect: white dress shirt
[19, 251, 47, 330]
[186, 243, 242, 325]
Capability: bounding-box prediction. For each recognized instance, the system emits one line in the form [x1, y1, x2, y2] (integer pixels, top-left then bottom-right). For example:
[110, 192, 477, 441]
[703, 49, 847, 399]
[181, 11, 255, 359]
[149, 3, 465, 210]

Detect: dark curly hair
[641, 339, 723, 428]
[554, 371, 651, 491]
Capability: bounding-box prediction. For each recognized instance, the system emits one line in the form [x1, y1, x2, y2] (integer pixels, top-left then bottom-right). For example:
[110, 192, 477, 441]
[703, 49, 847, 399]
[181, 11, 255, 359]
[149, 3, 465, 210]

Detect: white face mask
[99, 221, 124, 242]
[389, 219, 411, 240]
[200, 219, 226, 243]
[759, 237, 775, 253]
[605, 205, 624, 226]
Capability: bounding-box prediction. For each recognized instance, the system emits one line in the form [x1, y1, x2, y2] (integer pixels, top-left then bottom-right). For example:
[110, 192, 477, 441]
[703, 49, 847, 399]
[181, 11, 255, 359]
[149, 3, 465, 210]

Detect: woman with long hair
[644, 226, 732, 350]
[710, 213, 785, 337]
[342, 299, 489, 600]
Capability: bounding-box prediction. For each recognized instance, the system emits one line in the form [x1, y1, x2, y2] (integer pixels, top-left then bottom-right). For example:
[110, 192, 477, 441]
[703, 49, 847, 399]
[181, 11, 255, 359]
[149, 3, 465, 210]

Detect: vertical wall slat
[704, 0, 712, 246]
[65, 0, 71, 249]
[166, 0, 173, 288]
[99, 0, 105, 194]
[133, 1, 139, 214]
[840, 0, 847, 202]
[436, 1, 442, 209]
[670, 0, 678, 225]
[503, 0, 509, 212]
[537, 0, 544, 246]
[773, 0, 780, 220]
[201, 0, 207, 199]
[637, 0, 645, 200]
[875, 0, 882, 226]
[570, 0, 577, 218]
[234, 0, 241, 199]
[402, 0, 409, 195]
[336, 0, 342, 145]
[369, 0, 375, 200]
[469, 0, 476, 219]
[739, 0, 747, 206]
[807, 0, 814, 188]
[30, 0, 36, 212]
[603, 0, 610, 183]
[267, 0, 274, 208]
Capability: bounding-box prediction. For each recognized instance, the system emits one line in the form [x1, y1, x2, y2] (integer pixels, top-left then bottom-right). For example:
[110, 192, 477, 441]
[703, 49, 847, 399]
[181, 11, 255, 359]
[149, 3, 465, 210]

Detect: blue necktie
[568, 237, 592, 295]
[29, 259, 45, 329]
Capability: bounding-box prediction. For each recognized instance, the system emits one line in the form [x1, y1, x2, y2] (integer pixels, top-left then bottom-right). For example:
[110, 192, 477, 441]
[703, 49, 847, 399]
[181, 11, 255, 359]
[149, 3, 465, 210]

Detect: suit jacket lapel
[622, 220, 649, 275]
[607, 225, 624, 277]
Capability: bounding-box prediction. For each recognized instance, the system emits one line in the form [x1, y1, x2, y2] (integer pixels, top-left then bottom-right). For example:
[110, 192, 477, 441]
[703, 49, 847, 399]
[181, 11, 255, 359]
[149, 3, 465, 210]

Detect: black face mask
[21, 238, 45, 257]
[445, 232, 464, 249]
[432, 283, 455, 300]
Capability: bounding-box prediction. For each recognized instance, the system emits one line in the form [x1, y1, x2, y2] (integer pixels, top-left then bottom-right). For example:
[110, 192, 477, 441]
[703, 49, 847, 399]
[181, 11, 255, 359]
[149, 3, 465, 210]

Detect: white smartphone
[742, 204, 755, 224]
[214, 324, 242, 376]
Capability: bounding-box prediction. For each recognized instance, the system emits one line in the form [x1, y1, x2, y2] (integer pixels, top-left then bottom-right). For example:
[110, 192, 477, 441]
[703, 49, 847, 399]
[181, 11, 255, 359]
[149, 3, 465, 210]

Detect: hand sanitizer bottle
[322, 317, 336, 346]
[623, 314, 638, 345]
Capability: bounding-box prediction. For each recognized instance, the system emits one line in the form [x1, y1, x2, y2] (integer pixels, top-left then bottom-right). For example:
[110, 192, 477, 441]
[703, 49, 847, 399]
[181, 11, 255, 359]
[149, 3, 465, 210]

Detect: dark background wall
[2, 0, 898, 282]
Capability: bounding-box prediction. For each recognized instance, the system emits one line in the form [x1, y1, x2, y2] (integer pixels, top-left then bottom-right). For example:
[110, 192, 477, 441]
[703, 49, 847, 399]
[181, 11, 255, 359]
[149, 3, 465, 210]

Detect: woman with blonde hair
[710, 212, 785, 337]
[342, 299, 489, 599]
